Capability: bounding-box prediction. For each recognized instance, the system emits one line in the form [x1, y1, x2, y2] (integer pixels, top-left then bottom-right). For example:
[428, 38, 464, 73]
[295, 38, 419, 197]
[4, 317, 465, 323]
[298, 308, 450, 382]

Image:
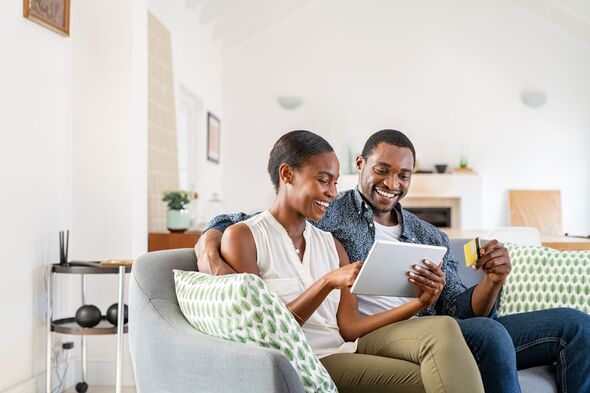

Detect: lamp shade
[277, 96, 303, 110]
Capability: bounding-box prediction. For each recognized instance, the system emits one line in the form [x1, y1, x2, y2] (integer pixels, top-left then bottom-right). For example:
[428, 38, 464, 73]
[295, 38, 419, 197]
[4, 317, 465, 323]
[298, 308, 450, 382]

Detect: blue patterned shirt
[206, 188, 495, 319]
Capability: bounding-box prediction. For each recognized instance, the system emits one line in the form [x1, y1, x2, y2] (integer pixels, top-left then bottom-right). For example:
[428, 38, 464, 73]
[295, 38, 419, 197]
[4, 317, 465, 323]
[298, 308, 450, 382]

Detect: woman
[220, 130, 483, 393]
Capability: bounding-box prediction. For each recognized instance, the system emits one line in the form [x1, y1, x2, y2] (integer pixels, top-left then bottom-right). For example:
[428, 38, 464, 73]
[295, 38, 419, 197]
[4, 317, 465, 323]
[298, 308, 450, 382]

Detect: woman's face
[288, 152, 340, 222]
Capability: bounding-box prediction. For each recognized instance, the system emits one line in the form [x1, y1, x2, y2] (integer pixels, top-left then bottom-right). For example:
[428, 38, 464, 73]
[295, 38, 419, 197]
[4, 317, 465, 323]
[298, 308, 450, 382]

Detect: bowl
[434, 164, 447, 174]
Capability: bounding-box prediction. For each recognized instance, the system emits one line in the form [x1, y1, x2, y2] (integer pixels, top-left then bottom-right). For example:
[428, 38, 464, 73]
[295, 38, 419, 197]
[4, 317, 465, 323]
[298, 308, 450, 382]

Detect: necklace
[293, 237, 304, 255]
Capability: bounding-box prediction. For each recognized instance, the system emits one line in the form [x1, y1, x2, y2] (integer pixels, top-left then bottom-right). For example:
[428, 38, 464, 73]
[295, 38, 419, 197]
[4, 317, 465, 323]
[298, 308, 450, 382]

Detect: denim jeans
[458, 308, 590, 393]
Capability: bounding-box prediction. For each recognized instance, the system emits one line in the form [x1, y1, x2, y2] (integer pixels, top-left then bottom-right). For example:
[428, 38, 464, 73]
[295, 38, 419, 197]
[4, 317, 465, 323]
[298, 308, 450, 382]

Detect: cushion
[174, 270, 337, 393]
[498, 244, 590, 316]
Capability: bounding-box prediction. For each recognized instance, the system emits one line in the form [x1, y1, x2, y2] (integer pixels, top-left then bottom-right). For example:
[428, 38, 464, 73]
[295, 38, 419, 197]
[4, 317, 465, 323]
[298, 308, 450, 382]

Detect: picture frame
[23, 0, 70, 36]
[207, 112, 221, 164]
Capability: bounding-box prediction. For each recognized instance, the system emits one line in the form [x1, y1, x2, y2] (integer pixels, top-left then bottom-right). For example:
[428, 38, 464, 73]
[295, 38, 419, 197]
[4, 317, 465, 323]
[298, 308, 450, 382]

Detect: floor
[64, 387, 136, 393]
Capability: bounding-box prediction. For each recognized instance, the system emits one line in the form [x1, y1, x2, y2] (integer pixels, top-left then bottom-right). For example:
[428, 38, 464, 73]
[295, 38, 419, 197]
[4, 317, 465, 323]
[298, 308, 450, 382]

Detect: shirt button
[369, 223, 374, 228]
[364, 203, 368, 208]
[358, 210, 361, 215]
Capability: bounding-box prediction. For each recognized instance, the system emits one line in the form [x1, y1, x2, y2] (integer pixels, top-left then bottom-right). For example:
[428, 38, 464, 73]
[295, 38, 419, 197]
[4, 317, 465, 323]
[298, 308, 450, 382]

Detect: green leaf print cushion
[174, 270, 337, 393]
[498, 244, 590, 316]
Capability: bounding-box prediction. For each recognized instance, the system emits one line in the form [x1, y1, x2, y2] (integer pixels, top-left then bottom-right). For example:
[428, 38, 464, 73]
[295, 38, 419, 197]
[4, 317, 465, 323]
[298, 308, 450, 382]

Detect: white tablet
[350, 240, 447, 297]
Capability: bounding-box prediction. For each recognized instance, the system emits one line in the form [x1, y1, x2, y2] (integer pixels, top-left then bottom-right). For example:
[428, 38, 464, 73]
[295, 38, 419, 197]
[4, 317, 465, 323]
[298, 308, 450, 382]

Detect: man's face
[356, 143, 414, 213]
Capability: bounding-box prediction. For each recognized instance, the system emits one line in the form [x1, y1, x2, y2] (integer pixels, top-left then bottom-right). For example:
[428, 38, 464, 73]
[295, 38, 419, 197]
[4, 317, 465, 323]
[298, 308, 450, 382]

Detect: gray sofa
[129, 242, 556, 393]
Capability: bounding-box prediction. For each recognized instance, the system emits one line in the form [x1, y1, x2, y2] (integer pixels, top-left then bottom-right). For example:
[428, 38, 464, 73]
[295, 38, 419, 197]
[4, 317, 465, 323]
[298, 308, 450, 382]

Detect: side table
[46, 262, 132, 393]
[148, 231, 201, 252]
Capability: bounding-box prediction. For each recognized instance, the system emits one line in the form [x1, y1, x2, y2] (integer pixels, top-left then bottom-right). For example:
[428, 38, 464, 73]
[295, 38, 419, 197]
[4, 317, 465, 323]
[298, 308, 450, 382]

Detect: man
[196, 129, 590, 393]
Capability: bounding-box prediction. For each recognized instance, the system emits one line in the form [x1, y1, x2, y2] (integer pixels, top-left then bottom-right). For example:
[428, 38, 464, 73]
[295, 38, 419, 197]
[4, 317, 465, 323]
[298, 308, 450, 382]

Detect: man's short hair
[361, 129, 416, 165]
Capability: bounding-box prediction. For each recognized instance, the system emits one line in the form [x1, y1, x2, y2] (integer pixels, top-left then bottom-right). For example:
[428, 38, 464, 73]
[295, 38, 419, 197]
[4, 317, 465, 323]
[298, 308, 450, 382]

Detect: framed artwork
[23, 0, 70, 36]
[207, 112, 220, 164]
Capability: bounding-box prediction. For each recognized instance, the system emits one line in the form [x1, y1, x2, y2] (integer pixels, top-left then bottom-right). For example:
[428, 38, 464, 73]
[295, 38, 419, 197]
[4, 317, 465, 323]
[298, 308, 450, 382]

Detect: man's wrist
[482, 274, 505, 288]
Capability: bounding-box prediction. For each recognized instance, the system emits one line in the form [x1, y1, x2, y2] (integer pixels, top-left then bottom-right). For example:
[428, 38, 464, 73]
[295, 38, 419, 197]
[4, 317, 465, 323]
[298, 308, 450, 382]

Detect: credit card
[463, 237, 481, 267]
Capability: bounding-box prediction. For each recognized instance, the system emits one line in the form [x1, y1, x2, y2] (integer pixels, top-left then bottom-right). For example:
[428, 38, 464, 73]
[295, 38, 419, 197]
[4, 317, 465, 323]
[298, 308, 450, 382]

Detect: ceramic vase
[167, 209, 189, 232]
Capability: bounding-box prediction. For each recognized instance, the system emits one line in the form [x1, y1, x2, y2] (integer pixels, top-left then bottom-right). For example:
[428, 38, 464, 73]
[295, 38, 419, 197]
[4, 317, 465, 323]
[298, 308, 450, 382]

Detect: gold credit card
[464, 237, 481, 267]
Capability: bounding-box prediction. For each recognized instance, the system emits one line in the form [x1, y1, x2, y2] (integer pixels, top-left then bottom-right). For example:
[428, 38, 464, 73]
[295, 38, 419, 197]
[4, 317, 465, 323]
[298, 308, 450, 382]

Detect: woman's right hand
[325, 261, 363, 290]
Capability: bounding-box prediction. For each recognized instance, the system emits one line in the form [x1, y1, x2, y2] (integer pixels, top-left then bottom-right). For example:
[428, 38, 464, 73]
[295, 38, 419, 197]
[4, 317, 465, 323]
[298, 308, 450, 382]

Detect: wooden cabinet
[148, 232, 201, 252]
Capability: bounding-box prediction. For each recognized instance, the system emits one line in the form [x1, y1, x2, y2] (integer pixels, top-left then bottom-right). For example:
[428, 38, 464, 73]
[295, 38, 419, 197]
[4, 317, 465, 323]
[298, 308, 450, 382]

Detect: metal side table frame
[46, 264, 130, 393]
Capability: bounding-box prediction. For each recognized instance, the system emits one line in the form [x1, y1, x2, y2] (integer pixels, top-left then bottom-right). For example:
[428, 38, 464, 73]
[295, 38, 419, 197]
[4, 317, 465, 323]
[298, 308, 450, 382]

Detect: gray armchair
[128, 248, 304, 393]
[129, 243, 556, 393]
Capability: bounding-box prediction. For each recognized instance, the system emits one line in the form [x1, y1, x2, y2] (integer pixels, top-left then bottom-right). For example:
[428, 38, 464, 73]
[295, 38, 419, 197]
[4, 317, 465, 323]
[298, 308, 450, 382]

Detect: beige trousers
[320, 316, 484, 393]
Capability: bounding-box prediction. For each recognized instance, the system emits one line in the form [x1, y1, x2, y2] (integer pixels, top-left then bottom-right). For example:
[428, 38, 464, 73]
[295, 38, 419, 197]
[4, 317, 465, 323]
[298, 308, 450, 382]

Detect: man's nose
[383, 175, 399, 189]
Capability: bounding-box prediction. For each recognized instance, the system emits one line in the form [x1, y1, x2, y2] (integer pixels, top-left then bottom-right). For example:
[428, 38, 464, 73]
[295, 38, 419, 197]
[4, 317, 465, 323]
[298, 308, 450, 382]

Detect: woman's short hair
[268, 130, 334, 191]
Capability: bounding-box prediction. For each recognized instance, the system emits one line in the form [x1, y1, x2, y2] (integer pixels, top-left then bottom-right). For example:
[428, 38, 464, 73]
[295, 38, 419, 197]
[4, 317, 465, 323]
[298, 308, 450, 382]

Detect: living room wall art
[207, 112, 220, 164]
[23, 0, 70, 36]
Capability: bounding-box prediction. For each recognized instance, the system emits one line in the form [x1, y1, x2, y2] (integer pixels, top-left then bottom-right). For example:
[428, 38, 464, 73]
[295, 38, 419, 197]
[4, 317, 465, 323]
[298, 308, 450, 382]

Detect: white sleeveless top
[243, 210, 358, 358]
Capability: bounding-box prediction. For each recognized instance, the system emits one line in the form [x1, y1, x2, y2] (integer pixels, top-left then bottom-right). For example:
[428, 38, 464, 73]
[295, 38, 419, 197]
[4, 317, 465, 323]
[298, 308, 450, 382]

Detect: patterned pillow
[174, 270, 337, 393]
[498, 244, 590, 316]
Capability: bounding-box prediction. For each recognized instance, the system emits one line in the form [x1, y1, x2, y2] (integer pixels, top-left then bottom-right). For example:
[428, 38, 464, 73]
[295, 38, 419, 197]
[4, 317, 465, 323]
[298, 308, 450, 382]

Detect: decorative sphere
[106, 303, 128, 326]
[75, 305, 101, 328]
[75, 381, 88, 393]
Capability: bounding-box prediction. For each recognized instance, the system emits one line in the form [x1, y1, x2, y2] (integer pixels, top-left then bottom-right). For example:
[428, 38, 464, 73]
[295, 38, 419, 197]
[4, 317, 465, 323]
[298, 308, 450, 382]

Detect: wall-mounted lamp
[277, 96, 303, 110]
[521, 91, 547, 108]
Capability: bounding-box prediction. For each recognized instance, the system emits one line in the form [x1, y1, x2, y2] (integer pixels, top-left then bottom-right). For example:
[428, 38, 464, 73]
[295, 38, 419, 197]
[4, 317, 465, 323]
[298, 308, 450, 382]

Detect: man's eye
[318, 179, 329, 184]
[400, 175, 411, 181]
[374, 168, 387, 175]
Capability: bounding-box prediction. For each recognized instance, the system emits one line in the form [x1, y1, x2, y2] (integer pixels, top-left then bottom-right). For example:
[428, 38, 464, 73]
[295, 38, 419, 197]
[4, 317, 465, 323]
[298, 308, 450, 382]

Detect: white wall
[0, 0, 72, 391]
[148, 0, 224, 204]
[70, 0, 147, 386]
[221, 0, 590, 234]
[0, 0, 148, 391]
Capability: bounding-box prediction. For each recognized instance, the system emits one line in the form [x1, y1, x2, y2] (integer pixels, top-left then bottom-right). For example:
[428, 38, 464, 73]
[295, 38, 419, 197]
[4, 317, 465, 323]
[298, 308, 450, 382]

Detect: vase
[167, 209, 189, 232]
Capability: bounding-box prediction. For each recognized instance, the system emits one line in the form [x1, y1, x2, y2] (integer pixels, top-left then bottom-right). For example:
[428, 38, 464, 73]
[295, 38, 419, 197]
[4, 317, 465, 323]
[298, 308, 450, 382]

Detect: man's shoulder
[400, 207, 448, 246]
[315, 189, 357, 230]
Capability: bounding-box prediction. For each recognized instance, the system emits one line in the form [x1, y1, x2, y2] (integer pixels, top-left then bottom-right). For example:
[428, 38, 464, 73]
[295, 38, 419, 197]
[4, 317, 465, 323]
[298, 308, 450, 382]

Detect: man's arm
[194, 212, 255, 274]
[433, 235, 509, 319]
[469, 240, 511, 316]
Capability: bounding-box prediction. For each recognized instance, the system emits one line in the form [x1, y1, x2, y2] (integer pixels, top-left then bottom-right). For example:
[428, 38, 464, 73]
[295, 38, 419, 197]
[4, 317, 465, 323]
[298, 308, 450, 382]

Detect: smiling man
[196, 129, 590, 393]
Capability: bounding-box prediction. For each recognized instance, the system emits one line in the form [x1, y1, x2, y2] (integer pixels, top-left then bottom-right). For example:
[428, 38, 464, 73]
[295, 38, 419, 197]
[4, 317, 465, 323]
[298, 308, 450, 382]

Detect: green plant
[162, 190, 190, 210]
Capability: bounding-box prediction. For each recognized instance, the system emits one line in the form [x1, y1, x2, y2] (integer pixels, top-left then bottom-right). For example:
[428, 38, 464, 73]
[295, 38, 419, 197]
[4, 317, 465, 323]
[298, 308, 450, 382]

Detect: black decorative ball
[75, 305, 101, 328]
[106, 303, 128, 326]
[75, 381, 88, 393]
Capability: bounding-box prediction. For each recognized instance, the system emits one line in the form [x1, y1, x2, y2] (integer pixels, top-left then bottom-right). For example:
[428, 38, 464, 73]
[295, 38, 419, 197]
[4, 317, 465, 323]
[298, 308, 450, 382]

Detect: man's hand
[195, 229, 236, 275]
[325, 262, 363, 290]
[409, 260, 446, 307]
[474, 240, 511, 285]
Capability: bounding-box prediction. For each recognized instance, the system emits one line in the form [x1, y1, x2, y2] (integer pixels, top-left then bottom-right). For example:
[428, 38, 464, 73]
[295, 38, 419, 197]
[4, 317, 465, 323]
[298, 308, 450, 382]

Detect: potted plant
[162, 190, 190, 232]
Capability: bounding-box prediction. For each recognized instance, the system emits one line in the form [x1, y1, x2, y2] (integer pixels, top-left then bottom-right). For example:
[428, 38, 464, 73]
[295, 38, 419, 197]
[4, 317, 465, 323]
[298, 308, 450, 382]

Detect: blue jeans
[458, 308, 590, 393]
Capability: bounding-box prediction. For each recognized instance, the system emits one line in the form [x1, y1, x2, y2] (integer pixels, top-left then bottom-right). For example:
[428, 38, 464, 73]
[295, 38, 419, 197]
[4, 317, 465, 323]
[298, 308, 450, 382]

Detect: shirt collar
[351, 187, 411, 238]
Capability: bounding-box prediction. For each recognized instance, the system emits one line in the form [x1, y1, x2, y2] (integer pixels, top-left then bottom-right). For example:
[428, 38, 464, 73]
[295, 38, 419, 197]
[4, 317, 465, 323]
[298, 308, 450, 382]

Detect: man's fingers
[480, 239, 504, 255]
[475, 247, 508, 269]
[422, 259, 444, 276]
[412, 265, 444, 283]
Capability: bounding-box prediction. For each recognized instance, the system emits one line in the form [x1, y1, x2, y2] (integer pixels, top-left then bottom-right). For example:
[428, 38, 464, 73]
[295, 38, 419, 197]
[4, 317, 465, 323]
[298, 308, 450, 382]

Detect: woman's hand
[325, 261, 363, 290]
[408, 260, 446, 308]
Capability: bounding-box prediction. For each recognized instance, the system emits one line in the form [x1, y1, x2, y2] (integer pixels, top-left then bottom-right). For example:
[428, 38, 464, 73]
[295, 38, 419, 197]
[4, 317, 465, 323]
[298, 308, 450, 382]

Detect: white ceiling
[186, 0, 590, 53]
[185, 0, 316, 53]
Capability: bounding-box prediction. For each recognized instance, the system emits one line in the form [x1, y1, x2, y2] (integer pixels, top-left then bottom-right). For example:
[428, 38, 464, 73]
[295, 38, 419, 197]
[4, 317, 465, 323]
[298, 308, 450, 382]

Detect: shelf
[52, 263, 132, 275]
[52, 317, 128, 335]
[148, 231, 201, 252]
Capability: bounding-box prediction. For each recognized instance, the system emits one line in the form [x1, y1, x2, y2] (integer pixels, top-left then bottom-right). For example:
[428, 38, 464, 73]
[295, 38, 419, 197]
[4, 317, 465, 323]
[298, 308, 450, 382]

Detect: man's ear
[278, 163, 294, 184]
[355, 155, 364, 171]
